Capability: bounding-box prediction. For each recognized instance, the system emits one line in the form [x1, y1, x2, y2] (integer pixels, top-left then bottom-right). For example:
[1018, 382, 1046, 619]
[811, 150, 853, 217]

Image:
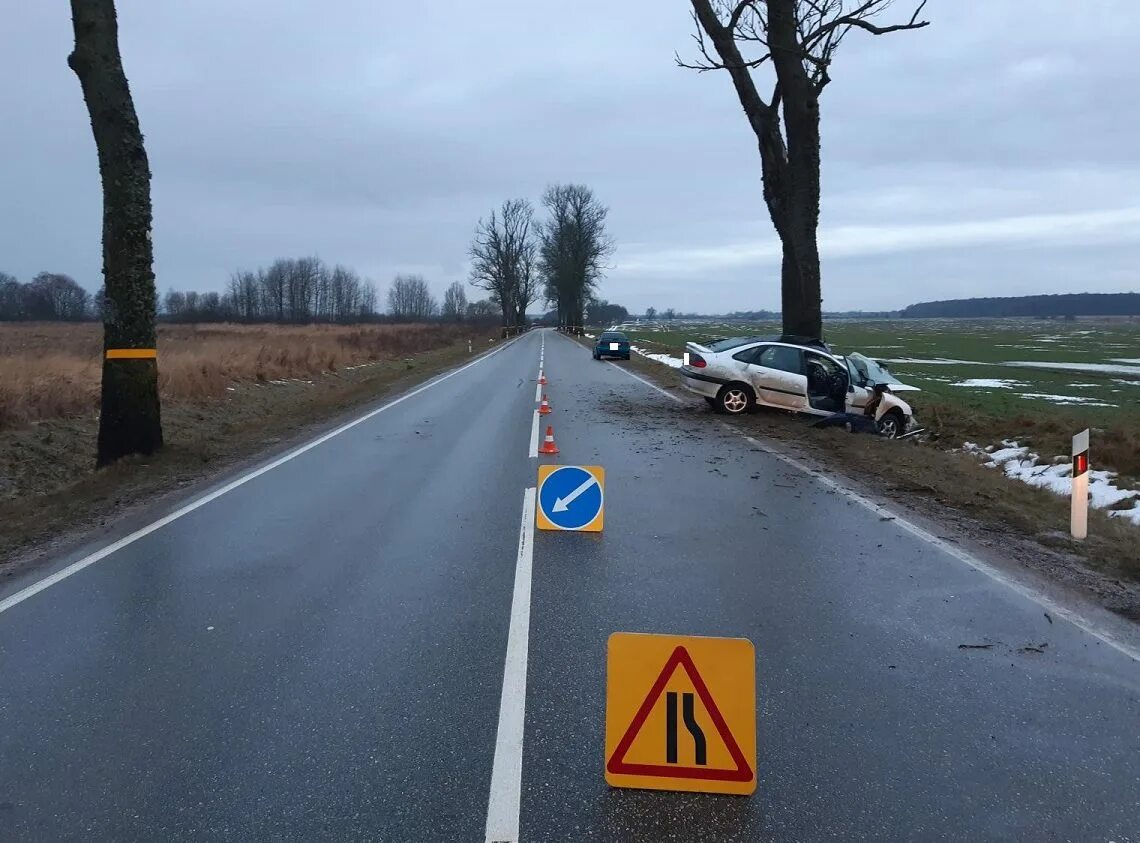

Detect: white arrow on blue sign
[537, 465, 604, 531]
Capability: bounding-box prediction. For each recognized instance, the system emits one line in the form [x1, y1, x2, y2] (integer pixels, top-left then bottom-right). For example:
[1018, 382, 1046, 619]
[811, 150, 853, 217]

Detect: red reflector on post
[1073, 452, 1089, 477]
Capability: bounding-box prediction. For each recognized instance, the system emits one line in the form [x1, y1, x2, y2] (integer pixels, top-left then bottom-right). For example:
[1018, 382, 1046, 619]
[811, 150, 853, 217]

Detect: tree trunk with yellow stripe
[69, 0, 163, 465]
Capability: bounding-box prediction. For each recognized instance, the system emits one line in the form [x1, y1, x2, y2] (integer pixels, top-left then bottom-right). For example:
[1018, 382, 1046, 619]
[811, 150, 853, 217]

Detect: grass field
[0, 322, 471, 428]
[605, 317, 1140, 501]
[0, 321, 492, 566]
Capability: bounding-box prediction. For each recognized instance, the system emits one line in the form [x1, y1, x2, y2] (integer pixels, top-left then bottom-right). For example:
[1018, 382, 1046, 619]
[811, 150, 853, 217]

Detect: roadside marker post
[1071, 428, 1090, 540]
[536, 465, 603, 531]
[605, 633, 756, 795]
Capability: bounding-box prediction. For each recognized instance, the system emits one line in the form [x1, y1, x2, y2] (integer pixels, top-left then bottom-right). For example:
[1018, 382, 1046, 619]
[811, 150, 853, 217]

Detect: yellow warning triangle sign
[606, 645, 752, 782]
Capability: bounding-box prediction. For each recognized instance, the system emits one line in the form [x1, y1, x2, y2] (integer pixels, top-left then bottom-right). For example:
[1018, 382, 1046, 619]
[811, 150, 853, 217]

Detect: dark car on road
[593, 331, 631, 360]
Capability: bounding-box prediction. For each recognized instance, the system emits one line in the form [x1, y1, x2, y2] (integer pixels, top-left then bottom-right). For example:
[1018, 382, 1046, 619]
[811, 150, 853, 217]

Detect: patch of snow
[225, 386, 236, 392]
[950, 378, 1024, 389]
[966, 440, 1140, 519]
[1006, 360, 1140, 376]
[884, 357, 980, 365]
[1111, 358, 1140, 365]
[1069, 383, 1101, 387]
[1109, 501, 1140, 526]
[632, 346, 683, 369]
[1017, 393, 1118, 407]
[985, 445, 1030, 465]
[584, 333, 595, 339]
[1114, 379, 1140, 387]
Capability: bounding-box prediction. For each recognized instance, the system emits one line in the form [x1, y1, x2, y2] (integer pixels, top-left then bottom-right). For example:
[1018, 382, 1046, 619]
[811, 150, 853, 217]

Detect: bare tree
[26, 272, 90, 320]
[359, 279, 378, 319]
[69, 0, 163, 464]
[387, 274, 438, 321]
[681, 0, 929, 338]
[469, 199, 537, 327]
[538, 184, 614, 331]
[0, 273, 24, 320]
[645, 306, 657, 320]
[442, 281, 468, 322]
[466, 299, 499, 321]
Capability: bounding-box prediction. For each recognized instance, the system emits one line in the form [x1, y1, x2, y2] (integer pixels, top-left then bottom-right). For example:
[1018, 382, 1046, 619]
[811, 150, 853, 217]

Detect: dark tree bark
[685, 0, 928, 339]
[69, 0, 163, 465]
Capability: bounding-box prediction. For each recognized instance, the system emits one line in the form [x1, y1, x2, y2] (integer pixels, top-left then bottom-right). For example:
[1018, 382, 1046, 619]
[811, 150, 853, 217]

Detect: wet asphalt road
[1, 329, 1138, 842]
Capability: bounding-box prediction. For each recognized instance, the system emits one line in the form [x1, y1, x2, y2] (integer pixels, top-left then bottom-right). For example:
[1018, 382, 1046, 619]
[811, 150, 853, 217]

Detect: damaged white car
[679, 336, 920, 438]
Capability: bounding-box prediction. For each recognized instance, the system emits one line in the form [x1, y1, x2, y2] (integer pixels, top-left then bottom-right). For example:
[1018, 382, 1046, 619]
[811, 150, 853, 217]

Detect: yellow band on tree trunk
[105, 348, 157, 359]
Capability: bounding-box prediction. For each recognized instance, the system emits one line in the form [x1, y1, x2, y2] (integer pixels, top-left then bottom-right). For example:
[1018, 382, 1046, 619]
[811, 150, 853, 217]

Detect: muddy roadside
[0, 334, 501, 583]
[573, 335, 1140, 621]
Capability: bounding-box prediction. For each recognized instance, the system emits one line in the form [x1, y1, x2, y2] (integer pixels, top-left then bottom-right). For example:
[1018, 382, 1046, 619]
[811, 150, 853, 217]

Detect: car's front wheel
[877, 409, 905, 439]
[716, 383, 754, 415]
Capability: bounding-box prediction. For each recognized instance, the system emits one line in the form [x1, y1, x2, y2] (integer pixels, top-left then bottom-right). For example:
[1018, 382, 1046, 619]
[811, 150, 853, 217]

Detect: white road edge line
[554, 330, 1138, 662]
[485, 486, 536, 843]
[735, 430, 1139, 663]
[534, 382, 542, 403]
[0, 337, 522, 618]
[528, 410, 540, 459]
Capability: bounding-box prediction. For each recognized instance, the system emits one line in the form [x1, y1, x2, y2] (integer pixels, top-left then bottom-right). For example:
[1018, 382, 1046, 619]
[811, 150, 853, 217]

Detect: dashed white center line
[528, 410, 539, 458]
[534, 381, 542, 403]
[484, 487, 537, 843]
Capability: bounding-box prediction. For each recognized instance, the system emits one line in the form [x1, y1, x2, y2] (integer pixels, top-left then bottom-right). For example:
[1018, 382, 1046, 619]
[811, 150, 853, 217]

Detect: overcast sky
[3, 1, 1139, 313]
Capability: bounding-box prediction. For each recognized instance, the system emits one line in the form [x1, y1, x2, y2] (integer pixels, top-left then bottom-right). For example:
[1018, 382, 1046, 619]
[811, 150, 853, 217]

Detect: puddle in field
[1017, 393, 1118, 407]
[950, 378, 1025, 389]
[1007, 361, 1140, 376]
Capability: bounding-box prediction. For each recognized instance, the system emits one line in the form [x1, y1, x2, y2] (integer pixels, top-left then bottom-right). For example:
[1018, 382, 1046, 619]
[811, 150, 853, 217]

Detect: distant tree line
[0, 271, 94, 321]
[902, 293, 1140, 319]
[3, 262, 497, 325]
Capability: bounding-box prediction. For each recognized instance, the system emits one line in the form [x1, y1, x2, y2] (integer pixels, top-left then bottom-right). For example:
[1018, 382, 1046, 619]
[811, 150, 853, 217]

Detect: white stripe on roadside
[484, 486, 536, 843]
[735, 431, 1140, 663]
[534, 382, 542, 403]
[528, 410, 540, 458]
[0, 336, 522, 618]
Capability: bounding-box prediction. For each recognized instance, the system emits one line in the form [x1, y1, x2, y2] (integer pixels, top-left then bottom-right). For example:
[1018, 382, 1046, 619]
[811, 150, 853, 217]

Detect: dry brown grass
[0, 322, 471, 428]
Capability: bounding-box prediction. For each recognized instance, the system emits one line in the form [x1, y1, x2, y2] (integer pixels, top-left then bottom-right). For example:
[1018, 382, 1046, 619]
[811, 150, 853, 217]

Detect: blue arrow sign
[538, 466, 604, 530]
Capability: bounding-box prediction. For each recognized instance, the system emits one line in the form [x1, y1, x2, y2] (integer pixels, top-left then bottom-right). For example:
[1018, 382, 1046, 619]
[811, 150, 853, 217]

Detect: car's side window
[757, 345, 803, 375]
[731, 346, 764, 364]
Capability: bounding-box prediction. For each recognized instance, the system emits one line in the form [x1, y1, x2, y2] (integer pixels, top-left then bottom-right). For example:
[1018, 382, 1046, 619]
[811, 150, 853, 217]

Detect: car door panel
[746, 345, 807, 410]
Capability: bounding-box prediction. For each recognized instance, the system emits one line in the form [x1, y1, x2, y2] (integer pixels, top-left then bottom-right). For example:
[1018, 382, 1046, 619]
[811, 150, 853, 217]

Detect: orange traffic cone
[537, 373, 547, 385]
[539, 394, 552, 415]
[538, 425, 559, 455]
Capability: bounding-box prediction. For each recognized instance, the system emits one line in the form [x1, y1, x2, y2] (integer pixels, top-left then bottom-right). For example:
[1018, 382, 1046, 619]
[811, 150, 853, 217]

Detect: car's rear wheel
[877, 409, 905, 439]
[716, 383, 754, 415]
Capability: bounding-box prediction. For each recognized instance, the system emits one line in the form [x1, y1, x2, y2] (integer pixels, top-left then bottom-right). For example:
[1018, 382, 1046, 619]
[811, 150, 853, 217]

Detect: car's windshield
[600, 332, 627, 341]
[846, 352, 902, 386]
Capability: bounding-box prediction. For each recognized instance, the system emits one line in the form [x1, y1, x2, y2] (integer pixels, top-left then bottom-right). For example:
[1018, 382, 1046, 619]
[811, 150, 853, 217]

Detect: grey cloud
[2, 0, 1138, 313]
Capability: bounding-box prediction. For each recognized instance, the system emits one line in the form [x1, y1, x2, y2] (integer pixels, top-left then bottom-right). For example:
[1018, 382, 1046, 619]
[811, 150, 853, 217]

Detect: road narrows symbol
[605, 633, 756, 795]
